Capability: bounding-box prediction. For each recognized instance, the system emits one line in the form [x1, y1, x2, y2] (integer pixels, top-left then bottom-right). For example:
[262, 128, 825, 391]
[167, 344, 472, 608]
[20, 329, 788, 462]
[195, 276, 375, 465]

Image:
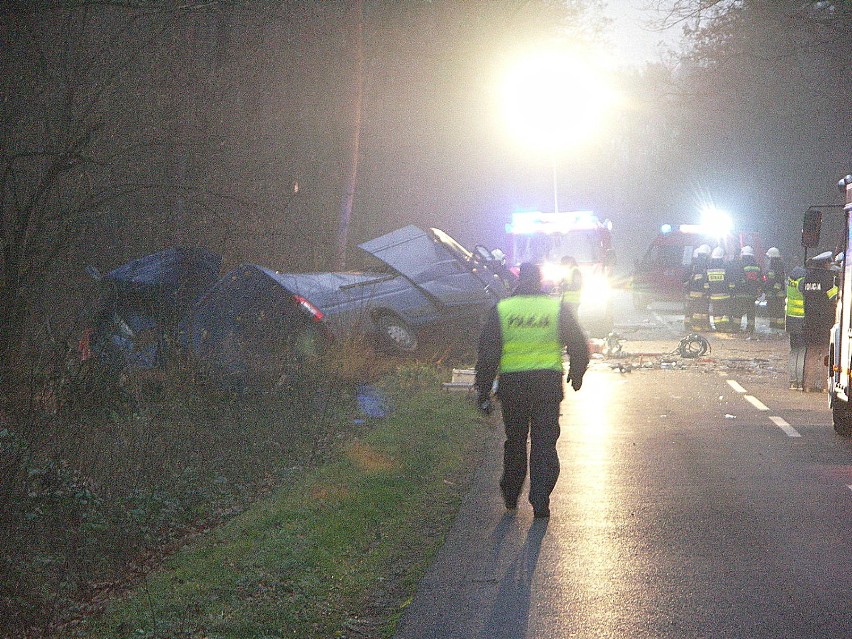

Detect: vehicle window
[550, 231, 603, 263]
[650, 244, 690, 268]
[429, 228, 475, 266]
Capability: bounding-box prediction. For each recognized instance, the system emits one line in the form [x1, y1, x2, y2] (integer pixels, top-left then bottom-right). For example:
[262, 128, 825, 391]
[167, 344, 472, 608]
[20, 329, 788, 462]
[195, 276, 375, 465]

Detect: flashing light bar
[506, 210, 603, 235]
[659, 223, 727, 236]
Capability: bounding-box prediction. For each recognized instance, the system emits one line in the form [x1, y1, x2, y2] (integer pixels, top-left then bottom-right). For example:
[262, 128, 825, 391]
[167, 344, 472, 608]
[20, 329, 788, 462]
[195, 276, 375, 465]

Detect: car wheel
[376, 314, 418, 353]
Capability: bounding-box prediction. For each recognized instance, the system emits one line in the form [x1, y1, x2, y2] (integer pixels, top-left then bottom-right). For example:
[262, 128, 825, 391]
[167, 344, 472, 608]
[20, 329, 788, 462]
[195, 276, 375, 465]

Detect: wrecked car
[89, 226, 513, 389]
[87, 246, 222, 371]
[274, 225, 515, 352]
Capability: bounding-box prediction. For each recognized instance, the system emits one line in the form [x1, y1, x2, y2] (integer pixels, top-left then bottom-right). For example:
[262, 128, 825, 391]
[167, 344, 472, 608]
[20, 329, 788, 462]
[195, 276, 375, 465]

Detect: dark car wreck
[89, 226, 514, 389]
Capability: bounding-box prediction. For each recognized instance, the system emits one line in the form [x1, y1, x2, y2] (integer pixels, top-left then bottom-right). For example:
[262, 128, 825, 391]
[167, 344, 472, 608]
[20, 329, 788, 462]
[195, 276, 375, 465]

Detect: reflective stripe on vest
[498, 296, 563, 373]
[786, 276, 804, 318]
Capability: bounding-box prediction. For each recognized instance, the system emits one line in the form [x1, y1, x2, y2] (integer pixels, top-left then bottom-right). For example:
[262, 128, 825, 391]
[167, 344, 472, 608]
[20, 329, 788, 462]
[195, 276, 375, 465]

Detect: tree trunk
[336, 0, 364, 270]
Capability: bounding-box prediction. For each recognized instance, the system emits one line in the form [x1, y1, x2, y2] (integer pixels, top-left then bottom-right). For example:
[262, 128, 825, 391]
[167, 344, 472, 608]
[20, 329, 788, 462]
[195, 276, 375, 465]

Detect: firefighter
[705, 246, 735, 332]
[474, 262, 590, 519]
[558, 255, 582, 318]
[763, 247, 787, 331]
[801, 251, 838, 392]
[732, 245, 763, 334]
[785, 263, 806, 390]
[684, 244, 711, 330]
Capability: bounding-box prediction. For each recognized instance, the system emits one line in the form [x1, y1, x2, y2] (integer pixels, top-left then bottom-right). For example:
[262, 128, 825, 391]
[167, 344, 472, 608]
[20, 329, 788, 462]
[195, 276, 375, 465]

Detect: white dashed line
[727, 380, 747, 393]
[769, 415, 802, 438]
[744, 395, 769, 411]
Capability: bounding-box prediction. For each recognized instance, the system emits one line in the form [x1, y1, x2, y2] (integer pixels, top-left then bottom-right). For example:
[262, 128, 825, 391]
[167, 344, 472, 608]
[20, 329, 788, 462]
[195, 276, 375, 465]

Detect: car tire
[375, 313, 418, 353]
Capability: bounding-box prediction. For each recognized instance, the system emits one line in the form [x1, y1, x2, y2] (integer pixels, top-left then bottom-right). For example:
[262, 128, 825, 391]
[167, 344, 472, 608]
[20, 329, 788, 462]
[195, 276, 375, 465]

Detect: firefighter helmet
[740, 245, 754, 257]
[766, 247, 781, 258]
[711, 247, 725, 259]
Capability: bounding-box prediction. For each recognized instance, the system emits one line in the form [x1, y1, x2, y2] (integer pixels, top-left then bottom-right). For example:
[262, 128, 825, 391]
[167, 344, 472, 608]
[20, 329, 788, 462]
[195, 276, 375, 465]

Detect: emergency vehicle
[826, 174, 852, 436]
[631, 223, 764, 309]
[505, 210, 616, 335]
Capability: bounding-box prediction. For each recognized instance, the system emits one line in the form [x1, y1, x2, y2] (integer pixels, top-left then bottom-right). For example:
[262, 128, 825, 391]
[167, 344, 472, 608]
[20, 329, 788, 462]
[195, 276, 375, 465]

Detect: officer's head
[809, 251, 833, 269]
[517, 262, 542, 291]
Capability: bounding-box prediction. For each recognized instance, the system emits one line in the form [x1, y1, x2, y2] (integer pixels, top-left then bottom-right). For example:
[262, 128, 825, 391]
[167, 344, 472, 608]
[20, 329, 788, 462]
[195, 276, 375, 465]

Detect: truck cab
[827, 175, 852, 435]
[505, 210, 616, 335]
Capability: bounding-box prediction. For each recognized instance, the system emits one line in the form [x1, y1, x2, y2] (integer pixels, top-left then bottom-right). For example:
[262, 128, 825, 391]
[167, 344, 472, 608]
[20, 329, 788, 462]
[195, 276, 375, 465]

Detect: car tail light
[292, 295, 325, 322]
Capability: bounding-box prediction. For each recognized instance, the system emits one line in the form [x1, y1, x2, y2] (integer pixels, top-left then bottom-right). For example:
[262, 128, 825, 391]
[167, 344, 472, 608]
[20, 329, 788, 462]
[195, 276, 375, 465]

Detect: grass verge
[76, 383, 490, 638]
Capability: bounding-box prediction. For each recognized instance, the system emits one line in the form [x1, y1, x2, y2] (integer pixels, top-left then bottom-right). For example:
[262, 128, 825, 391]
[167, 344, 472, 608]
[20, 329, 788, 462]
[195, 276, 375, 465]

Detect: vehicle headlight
[540, 262, 567, 285]
[581, 273, 610, 308]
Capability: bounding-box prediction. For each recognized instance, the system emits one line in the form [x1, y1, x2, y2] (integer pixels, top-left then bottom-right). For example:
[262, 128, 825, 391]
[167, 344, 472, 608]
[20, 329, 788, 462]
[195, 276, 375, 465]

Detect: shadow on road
[480, 518, 549, 639]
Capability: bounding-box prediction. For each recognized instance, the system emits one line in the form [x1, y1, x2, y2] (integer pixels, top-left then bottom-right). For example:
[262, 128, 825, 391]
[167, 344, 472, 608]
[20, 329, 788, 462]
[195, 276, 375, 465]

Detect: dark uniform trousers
[497, 370, 563, 510]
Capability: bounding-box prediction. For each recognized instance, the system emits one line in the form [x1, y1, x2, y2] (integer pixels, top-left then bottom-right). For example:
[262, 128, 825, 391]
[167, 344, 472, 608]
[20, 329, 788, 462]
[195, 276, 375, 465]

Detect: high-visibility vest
[786, 275, 805, 318]
[498, 296, 563, 373]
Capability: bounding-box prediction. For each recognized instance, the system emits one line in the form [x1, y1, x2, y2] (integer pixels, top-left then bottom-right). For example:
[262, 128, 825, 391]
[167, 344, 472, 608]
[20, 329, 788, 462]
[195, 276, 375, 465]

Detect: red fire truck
[505, 210, 616, 335]
[631, 223, 764, 310]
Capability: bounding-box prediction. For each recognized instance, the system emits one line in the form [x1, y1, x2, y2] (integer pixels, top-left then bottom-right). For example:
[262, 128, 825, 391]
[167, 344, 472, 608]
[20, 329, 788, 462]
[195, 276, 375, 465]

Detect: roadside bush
[0, 338, 367, 637]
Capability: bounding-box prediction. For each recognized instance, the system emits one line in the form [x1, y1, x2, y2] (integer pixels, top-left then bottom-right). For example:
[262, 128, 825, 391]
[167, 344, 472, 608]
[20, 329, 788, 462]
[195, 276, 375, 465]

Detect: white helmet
[490, 248, 506, 264]
[740, 245, 754, 257]
[711, 247, 725, 259]
[696, 244, 711, 256]
[766, 247, 781, 258]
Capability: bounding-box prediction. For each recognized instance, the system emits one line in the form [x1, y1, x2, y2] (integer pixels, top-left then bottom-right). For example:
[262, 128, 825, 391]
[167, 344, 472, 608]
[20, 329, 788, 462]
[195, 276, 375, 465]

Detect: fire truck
[825, 174, 852, 436]
[505, 210, 616, 335]
[631, 223, 764, 310]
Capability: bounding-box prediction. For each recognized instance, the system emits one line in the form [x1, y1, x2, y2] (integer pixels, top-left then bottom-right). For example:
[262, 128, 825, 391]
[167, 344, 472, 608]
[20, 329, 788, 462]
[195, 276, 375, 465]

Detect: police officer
[684, 244, 711, 330]
[558, 255, 582, 318]
[764, 247, 786, 331]
[732, 245, 763, 334]
[785, 263, 806, 390]
[475, 262, 589, 519]
[705, 247, 735, 332]
[801, 251, 838, 392]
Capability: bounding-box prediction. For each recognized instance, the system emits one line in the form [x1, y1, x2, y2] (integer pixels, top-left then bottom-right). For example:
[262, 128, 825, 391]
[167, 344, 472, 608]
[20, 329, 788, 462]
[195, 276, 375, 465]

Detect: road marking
[744, 395, 769, 411]
[769, 415, 802, 438]
[727, 379, 747, 393]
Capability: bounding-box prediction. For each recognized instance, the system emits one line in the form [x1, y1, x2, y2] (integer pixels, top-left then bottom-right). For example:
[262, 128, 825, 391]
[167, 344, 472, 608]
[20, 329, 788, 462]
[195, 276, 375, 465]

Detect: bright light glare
[580, 271, 610, 309]
[699, 206, 733, 237]
[500, 50, 617, 152]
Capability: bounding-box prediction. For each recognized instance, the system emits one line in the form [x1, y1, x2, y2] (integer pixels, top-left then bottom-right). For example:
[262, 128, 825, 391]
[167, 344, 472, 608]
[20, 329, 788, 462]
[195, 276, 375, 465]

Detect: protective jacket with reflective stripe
[498, 296, 563, 373]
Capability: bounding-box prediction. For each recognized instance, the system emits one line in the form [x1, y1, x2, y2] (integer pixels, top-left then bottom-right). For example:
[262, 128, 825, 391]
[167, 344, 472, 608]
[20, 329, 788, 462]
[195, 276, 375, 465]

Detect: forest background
[1, 2, 850, 635]
[1, 0, 851, 366]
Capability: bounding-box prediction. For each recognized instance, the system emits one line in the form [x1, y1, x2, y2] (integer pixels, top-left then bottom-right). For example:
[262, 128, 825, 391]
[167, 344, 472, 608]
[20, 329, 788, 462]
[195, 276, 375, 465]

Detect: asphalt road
[393, 291, 852, 639]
